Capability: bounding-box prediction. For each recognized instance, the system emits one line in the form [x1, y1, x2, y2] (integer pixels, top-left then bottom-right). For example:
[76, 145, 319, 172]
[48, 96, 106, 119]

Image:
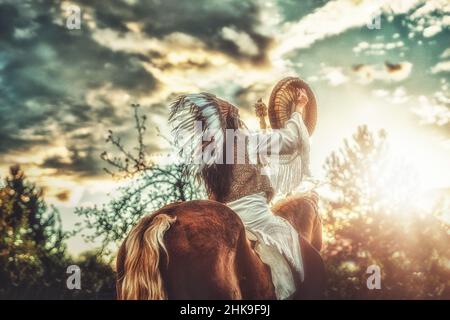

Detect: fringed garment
[225, 112, 311, 299]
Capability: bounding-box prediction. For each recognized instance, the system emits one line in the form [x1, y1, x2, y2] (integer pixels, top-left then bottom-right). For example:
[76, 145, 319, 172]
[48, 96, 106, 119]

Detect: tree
[0, 165, 118, 299]
[0, 165, 70, 298]
[65, 250, 116, 300]
[76, 104, 204, 253]
[322, 126, 450, 299]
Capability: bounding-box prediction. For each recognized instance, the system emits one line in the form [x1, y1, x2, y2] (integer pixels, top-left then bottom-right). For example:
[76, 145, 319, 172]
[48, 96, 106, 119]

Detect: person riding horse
[116, 77, 324, 300]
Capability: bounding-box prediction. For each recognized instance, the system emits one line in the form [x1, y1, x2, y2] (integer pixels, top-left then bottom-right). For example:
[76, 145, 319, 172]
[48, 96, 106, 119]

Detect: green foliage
[76, 104, 205, 253]
[0, 165, 115, 299]
[322, 126, 450, 299]
[0, 165, 69, 296]
[67, 251, 116, 300]
[75, 164, 204, 253]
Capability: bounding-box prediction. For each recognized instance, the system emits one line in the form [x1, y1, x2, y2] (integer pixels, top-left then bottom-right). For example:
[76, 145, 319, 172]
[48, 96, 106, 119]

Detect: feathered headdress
[168, 93, 242, 176]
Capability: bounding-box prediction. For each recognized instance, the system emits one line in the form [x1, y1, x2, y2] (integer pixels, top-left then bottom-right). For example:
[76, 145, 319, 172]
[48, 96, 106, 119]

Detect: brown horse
[116, 193, 324, 300]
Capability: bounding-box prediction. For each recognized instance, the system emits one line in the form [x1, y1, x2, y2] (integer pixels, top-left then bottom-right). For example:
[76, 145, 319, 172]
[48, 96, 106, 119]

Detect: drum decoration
[268, 76, 317, 135]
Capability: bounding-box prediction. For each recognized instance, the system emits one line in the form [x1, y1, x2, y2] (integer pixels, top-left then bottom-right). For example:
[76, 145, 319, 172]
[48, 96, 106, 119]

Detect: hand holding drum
[294, 88, 309, 115]
[268, 77, 317, 136]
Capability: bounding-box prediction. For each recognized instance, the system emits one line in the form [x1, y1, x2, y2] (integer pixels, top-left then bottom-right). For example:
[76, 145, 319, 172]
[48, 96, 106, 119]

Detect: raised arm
[252, 88, 310, 157]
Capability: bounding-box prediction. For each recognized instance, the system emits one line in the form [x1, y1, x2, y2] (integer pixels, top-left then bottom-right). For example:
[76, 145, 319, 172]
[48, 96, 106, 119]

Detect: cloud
[234, 82, 272, 113]
[411, 96, 450, 126]
[321, 66, 349, 86]
[78, 0, 273, 64]
[431, 61, 450, 74]
[272, 0, 423, 58]
[423, 25, 442, 37]
[40, 145, 102, 177]
[372, 87, 411, 104]
[0, 0, 448, 184]
[353, 40, 405, 55]
[441, 48, 450, 58]
[306, 64, 349, 87]
[352, 61, 413, 84]
[221, 27, 260, 57]
[55, 190, 71, 202]
[407, 0, 450, 38]
[0, 1, 158, 177]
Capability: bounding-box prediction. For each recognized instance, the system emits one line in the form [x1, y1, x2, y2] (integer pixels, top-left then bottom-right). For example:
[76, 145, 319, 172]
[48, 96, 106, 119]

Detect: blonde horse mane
[118, 213, 176, 300]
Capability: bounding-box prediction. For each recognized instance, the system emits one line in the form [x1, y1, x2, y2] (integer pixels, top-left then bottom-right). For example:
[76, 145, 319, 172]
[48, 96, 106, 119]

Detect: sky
[0, 0, 449, 254]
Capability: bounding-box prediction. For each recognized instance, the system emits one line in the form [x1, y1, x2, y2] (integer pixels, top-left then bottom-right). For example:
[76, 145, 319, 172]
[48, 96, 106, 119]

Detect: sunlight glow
[362, 139, 446, 216]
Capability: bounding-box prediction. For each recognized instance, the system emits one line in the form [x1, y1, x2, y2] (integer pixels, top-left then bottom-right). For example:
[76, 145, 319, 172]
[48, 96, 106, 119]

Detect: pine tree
[0, 165, 69, 297]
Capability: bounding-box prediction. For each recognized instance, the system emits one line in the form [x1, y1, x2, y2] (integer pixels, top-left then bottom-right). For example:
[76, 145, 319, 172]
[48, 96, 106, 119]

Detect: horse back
[158, 200, 275, 300]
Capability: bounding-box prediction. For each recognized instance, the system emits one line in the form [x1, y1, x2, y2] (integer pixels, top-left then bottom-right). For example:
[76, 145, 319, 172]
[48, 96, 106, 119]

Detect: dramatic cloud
[78, 0, 273, 64]
[1, 0, 449, 255]
[0, 0, 448, 187]
[40, 145, 101, 177]
[0, 1, 158, 178]
[272, 0, 423, 58]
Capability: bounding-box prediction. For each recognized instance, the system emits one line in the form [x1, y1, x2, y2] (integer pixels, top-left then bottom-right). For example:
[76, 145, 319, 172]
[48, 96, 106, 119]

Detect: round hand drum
[268, 77, 317, 135]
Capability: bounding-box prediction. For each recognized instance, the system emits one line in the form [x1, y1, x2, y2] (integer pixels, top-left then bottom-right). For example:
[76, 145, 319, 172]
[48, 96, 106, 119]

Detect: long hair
[201, 114, 242, 203]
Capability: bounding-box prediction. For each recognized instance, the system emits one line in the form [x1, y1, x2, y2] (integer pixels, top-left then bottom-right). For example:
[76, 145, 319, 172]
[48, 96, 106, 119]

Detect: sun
[363, 139, 446, 216]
